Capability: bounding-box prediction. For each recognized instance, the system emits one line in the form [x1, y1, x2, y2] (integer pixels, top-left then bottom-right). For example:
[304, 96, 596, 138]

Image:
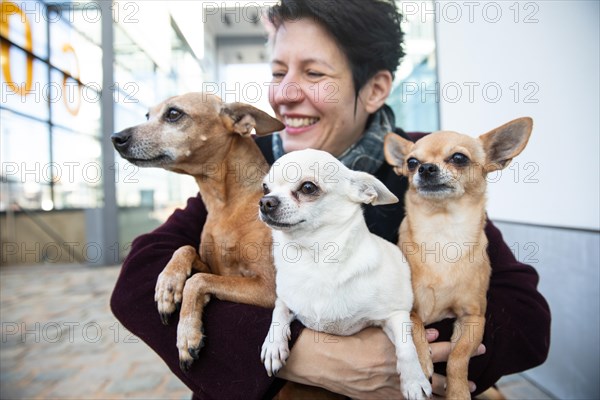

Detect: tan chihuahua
[112, 92, 283, 371]
[384, 117, 533, 398]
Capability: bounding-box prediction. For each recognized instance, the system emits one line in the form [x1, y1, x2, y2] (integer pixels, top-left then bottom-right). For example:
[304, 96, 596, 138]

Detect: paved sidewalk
[0, 264, 552, 400]
[0, 264, 192, 400]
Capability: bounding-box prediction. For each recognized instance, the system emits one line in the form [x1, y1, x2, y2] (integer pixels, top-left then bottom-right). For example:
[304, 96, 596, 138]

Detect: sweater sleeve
[110, 194, 300, 400]
[428, 219, 551, 395]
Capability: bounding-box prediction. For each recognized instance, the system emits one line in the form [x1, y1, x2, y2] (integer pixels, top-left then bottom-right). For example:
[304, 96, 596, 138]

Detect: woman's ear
[361, 70, 393, 113]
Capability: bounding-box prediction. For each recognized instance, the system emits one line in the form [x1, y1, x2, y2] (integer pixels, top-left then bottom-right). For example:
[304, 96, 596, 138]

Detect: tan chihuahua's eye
[262, 183, 270, 195]
[165, 107, 184, 122]
[407, 158, 419, 171]
[300, 182, 318, 195]
[449, 153, 469, 166]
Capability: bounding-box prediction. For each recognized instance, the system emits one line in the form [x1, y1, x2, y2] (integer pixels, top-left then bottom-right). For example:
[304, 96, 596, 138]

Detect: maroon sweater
[110, 133, 551, 399]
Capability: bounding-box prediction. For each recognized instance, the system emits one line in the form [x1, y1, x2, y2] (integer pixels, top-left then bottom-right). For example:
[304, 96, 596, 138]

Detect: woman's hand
[278, 327, 400, 399]
[427, 329, 485, 397]
[278, 327, 485, 399]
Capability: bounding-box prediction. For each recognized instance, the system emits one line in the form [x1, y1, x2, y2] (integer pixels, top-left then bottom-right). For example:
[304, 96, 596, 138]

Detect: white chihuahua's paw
[401, 371, 433, 400]
[260, 332, 290, 377]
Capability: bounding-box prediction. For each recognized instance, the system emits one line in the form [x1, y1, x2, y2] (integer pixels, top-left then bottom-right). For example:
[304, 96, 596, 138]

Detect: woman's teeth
[285, 117, 319, 128]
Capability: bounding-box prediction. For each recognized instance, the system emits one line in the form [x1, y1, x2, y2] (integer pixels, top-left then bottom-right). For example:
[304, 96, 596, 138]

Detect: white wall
[434, 0, 599, 230]
[494, 221, 600, 399]
[434, 2, 600, 399]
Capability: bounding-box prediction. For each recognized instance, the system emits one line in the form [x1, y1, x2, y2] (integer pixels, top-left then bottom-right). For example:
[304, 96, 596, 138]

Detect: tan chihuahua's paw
[176, 316, 205, 372]
[155, 269, 187, 325]
[401, 371, 433, 400]
[260, 338, 290, 377]
[423, 355, 434, 381]
[445, 383, 471, 400]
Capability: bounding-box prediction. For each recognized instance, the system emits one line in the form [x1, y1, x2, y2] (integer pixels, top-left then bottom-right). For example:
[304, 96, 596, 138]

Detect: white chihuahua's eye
[145, 112, 150, 120]
[407, 158, 419, 171]
[165, 107, 184, 122]
[300, 181, 318, 195]
[449, 153, 469, 166]
[262, 183, 270, 195]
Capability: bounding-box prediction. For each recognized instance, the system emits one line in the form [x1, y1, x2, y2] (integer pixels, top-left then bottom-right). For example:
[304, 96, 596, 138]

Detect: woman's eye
[407, 158, 419, 171]
[450, 153, 469, 165]
[307, 71, 324, 78]
[165, 108, 183, 122]
[300, 181, 318, 195]
[271, 71, 285, 79]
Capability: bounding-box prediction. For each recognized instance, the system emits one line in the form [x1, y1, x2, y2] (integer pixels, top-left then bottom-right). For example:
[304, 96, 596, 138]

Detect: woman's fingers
[430, 341, 486, 363]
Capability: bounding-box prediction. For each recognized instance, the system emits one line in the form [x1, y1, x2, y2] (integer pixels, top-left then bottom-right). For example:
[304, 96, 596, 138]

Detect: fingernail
[477, 344, 486, 355]
[426, 329, 438, 340]
[469, 382, 477, 392]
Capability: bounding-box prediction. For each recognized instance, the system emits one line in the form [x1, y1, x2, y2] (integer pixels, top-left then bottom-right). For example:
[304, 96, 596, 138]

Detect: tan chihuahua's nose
[418, 163, 439, 178]
[259, 196, 280, 215]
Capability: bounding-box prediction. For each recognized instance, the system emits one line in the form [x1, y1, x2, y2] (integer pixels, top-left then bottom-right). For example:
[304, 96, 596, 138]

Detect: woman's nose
[271, 73, 306, 106]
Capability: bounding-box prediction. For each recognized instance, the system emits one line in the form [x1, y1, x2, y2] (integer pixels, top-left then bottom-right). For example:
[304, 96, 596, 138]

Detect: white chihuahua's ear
[479, 117, 533, 172]
[348, 171, 399, 206]
[221, 103, 285, 136]
[384, 133, 414, 176]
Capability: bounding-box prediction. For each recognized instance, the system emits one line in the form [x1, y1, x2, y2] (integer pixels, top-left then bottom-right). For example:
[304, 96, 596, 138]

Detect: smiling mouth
[284, 116, 319, 129]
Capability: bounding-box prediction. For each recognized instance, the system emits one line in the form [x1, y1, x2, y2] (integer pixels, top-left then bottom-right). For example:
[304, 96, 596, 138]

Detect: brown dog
[112, 92, 283, 370]
[384, 117, 533, 398]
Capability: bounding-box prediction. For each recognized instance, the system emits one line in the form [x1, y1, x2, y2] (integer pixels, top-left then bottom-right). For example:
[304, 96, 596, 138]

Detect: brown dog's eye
[300, 182, 318, 195]
[407, 158, 419, 171]
[262, 183, 270, 195]
[165, 107, 183, 122]
[450, 153, 469, 166]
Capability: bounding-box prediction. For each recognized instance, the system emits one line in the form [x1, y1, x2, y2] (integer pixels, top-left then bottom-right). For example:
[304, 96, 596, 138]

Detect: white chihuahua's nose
[259, 196, 280, 215]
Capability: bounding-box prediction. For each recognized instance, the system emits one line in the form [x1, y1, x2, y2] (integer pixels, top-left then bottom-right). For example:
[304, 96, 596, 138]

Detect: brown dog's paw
[155, 269, 187, 325]
[177, 316, 205, 371]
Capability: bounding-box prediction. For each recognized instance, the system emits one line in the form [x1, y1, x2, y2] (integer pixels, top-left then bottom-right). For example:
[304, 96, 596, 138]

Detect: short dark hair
[268, 0, 404, 98]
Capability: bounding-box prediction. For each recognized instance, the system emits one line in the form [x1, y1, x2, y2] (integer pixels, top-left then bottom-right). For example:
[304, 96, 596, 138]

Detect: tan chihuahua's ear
[220, 103, 284, 136]
[384, 133, 414, 176]
[348, 170, 399, 206]
[479, 117, 533, 172]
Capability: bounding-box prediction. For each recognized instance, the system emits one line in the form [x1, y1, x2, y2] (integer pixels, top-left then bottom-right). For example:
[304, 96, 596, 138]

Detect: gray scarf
[271, 105, 395, 174]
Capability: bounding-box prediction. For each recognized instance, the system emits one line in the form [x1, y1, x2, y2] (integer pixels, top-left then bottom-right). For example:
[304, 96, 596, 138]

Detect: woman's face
[268, 19, 370, 156]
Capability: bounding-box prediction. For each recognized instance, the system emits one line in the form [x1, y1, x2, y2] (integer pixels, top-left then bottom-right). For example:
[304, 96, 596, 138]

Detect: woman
[111, 0, 551, 398]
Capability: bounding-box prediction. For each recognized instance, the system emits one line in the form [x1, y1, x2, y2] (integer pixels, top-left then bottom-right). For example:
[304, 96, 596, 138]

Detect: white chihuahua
[259, 149, 432, 400]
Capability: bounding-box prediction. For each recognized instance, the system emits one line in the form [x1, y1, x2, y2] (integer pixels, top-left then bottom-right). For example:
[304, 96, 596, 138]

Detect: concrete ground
[0, 264, 552, 400]
[0, 264, 191, 400]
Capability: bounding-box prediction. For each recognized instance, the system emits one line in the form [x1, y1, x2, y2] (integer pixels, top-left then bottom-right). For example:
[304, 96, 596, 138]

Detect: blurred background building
[0, 1, 598, 399]
[0, 0, 439, 265]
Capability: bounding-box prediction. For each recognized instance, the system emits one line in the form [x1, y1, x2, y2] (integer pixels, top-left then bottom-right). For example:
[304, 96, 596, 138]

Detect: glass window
[49, 67, 101, 135]
[51, 127, 102, 209]
[0, 109, 52, 210]
[0, 49, 50, 121]
[388, 0, 440, 132]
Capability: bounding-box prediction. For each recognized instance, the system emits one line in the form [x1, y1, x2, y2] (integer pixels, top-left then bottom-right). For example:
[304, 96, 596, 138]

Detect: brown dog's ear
[479, 117, 533, 172]
[383, 133, 414, 176]
[220, 103, 284, 136]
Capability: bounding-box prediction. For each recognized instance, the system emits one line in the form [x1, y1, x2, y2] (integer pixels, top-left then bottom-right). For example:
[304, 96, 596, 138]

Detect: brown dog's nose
[418, 163, 439, 177]
[111, 128, 132, 152]
[259, 196, 279, 214]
